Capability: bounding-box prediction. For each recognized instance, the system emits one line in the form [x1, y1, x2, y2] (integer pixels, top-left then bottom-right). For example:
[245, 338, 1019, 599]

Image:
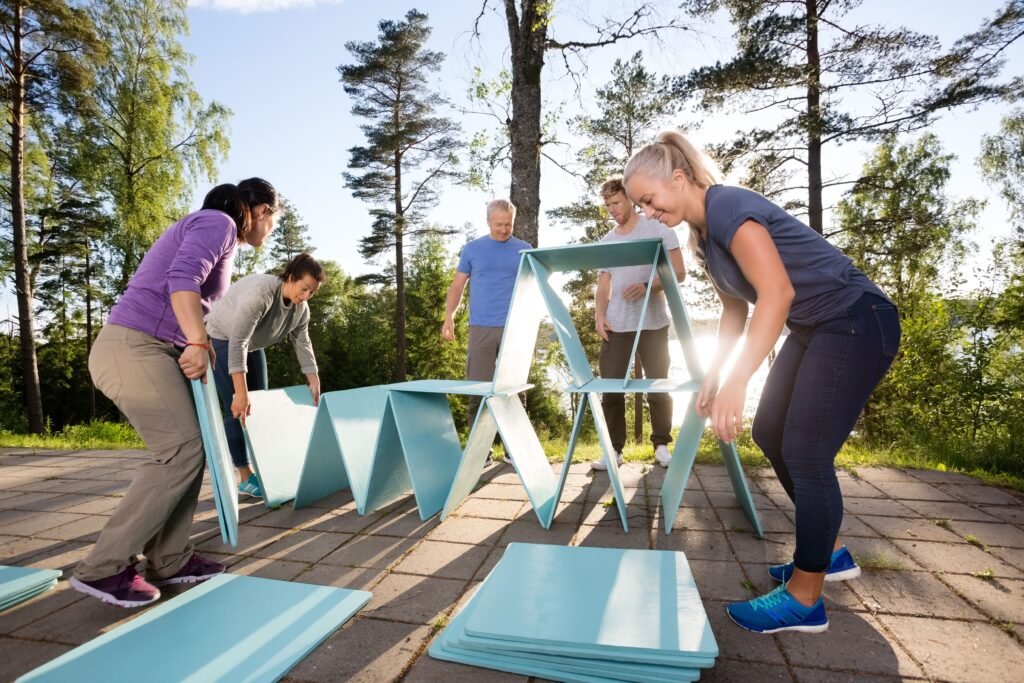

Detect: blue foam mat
[463, 544, 718, 663]
[191, 371, 239, 546]
[18, 574, 371, 683]
[243, 386, 318, 508]
[0, 566, 61, 613]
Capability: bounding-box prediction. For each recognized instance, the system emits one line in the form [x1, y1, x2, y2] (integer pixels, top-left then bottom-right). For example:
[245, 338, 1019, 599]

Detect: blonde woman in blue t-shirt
[624, 130, 900, 635]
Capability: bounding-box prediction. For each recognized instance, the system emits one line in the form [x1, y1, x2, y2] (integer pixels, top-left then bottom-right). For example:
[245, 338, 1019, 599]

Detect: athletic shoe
[768, 546, 861, 583]
[149, 552, 225, 587]
[655, 444, 672, 467]
[238, 473, 263, 499]
[70, 566, 161, 608]
[590, 451, 624, 471]
[727, 584, 829, 634]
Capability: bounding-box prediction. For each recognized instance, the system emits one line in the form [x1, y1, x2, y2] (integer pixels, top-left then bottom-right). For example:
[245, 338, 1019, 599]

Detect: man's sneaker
[238, 473, 263, 499]
[590, 451, 624, 471]
[149, 553, 225, 587]
[655, 444, 672, 467]
[69, 566, 161, 608]
[727, 584, 829, 634]
[768, 546, 861, 583]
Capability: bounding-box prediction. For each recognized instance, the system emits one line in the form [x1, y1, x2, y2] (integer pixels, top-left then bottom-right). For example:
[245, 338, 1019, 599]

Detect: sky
[177, 0, 1022, 291]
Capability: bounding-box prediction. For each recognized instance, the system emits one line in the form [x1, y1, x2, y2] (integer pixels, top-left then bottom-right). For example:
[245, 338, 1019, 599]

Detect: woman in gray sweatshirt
[205, 253, 325, 498]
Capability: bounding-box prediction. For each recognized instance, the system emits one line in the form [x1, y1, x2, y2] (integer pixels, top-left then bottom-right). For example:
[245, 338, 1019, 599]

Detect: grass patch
[999, 622, 1016, 636]
[740, 579, 756, 592]
[0, 421, 143, 450]
[973, 568, 996, 581]
[934, 519, 952, 529]
[601, 498, 617, 508]
[855, 552, 904, 572]
[964, 534, 987, 550]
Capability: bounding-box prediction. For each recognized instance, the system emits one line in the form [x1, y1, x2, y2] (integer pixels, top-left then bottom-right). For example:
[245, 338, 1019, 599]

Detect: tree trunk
[85, 241, 96, 419]
[394, 133, 407, 381]
[505, 0, 547, 247]
[11, 2, 45, 434]
[805, 0, 824, 235]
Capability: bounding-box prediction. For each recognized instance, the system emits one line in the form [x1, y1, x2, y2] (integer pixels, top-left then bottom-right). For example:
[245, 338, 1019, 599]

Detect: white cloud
[188, 0, 344, 13]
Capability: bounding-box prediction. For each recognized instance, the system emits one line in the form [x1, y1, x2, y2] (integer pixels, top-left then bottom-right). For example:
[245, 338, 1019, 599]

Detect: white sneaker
[590, 451, 624, 471]
[655, 445, 672, 468]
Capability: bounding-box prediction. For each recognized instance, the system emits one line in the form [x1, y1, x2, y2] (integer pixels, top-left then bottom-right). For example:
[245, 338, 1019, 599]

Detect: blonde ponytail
[624, 130, 721, 266]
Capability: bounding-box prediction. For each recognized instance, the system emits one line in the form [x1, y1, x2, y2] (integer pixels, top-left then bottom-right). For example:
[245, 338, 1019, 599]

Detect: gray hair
[486, 198, 517, 219]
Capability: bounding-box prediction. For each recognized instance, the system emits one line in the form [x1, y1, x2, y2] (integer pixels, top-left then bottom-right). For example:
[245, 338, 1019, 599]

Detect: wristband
[185, 341, 209, 351]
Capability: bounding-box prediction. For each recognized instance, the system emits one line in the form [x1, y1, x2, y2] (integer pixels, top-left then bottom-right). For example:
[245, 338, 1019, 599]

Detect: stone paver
[2, 449, 1023, 682]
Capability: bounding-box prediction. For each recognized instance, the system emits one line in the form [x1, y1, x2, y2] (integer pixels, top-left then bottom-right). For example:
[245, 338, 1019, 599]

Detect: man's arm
[441, 271, 470, 341]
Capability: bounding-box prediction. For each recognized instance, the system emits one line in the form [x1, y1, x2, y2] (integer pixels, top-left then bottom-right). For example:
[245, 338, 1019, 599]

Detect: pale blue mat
[18, 574, 372, 683]
[429, 544, 714, 681]
[191, 371, 239, 546]
[0, 566, 60, 613]
[464, 544, 717, 664]
[243, 386, 318, 508]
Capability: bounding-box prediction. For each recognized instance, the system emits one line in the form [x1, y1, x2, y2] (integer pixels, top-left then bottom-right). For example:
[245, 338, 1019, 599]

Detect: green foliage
[86, 0, 230, 289]
[678, 0, 1022, 228]
[405, 234, 469, 425]
[0, 420, 143, 450]
[836, 134, 980, 310]
[340, 8, 462, 380]
[524, 324, 571, 438]
[835, 134, 1024, 478]
[268, 198, 315, 265]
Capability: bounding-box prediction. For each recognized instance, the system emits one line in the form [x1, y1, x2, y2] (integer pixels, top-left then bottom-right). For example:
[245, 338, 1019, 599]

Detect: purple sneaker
[149, 553, 225, 586]
[70, 566, 161, 608]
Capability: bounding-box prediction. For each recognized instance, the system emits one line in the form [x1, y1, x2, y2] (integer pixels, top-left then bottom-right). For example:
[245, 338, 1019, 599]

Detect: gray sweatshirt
[205, 273, 318, 376]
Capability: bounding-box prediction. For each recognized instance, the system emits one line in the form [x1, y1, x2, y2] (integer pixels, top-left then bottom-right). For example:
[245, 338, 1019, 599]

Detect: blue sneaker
[727, 584, 829, 634]
[768, 546, 861, 583]
[238, 473, 263, 499]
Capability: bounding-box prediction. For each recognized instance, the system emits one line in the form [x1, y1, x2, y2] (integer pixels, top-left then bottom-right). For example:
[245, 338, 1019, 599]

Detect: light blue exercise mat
[465, 544, 717, 663]
[0, 566, 61, 613]
[243, 385, 318, 508]
[18, 574, 372, 683]
[191, 370, 240, 546]
[429, 543, 715, 681]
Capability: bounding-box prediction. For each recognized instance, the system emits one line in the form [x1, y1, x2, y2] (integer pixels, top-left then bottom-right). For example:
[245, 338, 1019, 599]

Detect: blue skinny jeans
[210, 338, 268, 468]
[752, 293, 901, 573]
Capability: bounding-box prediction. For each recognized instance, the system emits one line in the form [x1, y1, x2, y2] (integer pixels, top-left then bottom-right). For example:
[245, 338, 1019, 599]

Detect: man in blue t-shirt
[442, 199, 532, 428]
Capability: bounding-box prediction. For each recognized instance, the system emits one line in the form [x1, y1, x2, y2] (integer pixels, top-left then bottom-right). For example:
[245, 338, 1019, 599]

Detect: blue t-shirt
[457, 235, 532, 327]
[702, 185, 889, 326]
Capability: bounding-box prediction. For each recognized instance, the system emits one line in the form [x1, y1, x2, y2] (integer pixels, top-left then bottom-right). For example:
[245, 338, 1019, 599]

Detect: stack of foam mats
[0, 566, 61, 612]
[18, 574, 372, 682]
[430, 543, 719, 682]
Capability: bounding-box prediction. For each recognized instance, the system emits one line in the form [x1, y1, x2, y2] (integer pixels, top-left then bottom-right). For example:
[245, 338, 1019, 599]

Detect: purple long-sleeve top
[107, 209, 238, 346]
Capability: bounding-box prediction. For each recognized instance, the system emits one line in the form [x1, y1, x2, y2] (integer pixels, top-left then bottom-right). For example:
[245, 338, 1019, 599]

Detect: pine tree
[0, 0, 99, 433]
[678, 0, 1023, 234]
[341, 9, 462, 382]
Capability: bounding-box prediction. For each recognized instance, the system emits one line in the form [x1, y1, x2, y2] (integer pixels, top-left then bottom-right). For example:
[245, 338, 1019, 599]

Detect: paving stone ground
[1, 447, 1023, 682]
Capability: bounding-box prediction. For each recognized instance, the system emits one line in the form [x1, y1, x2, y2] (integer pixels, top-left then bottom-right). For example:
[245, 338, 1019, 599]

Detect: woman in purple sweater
[69, 179, 279, 608]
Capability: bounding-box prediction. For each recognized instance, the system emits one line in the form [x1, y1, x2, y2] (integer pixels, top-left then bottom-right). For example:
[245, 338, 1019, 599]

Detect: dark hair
[202, 178, 279, 239]
[280, 253, 326, 284]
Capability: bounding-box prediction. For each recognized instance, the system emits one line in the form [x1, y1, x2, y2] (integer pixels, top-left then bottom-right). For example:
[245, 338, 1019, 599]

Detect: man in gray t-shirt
[593, 179, 686, 471]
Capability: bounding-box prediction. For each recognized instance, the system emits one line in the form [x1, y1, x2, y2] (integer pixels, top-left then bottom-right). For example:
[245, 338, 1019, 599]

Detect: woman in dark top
[624, 131, 900, 634]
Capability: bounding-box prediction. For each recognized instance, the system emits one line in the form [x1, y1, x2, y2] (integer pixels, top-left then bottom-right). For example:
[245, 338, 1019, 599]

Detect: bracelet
[185, 341, 209, 351]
